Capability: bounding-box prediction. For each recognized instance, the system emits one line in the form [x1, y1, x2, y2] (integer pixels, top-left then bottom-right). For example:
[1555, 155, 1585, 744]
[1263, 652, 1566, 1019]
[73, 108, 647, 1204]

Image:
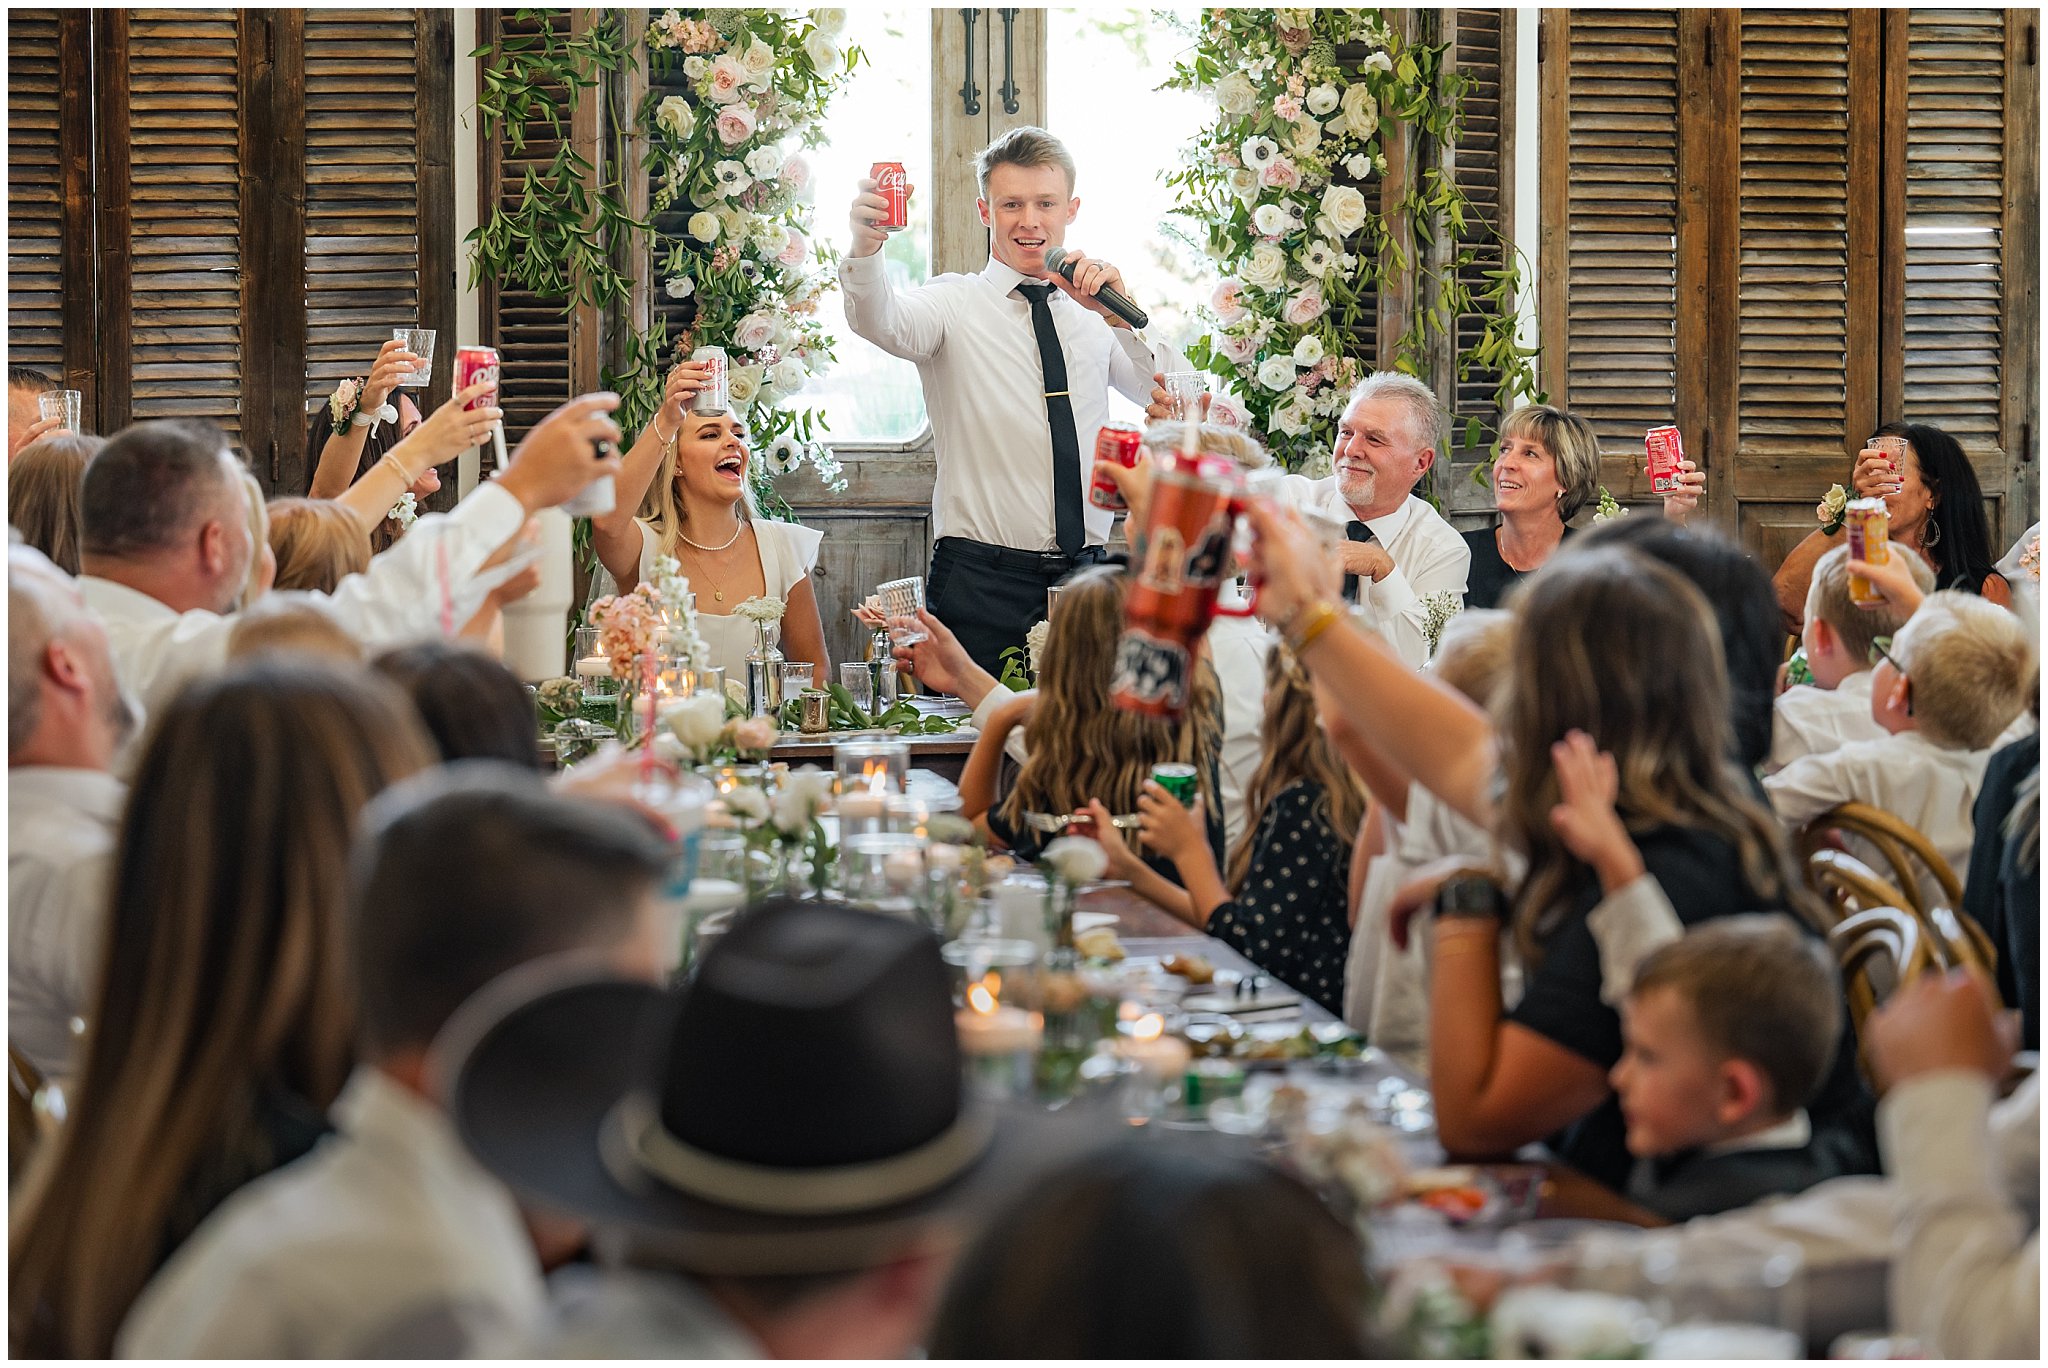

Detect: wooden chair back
[1829, 906, 1938, 1085]
[10, 1046, 44, 1187]
[1806, 848, 1912, 930]
[1798, 802, 1964, 919]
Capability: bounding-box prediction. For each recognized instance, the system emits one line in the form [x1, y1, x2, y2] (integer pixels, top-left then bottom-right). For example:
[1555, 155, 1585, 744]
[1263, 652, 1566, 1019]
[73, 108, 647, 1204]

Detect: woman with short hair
[1461, 404, 1604, 609]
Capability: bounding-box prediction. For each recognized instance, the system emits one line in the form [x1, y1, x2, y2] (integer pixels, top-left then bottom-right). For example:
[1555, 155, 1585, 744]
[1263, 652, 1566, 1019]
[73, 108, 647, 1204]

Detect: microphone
[1043, 246, 1149, 331]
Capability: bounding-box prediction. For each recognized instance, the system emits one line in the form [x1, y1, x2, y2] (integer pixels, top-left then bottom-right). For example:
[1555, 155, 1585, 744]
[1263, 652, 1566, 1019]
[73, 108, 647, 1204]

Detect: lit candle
[883, 845, 926, 891]
[956, 979, 1044, 1056]
[576, 654, 613, 679]
[838, 793, 886, 822]
[1115, 1013, 1191, 1081]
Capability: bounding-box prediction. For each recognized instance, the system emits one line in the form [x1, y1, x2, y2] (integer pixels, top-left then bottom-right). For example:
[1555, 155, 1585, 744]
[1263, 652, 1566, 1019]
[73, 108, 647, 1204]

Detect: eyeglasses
[1868, 635, 1903, 672]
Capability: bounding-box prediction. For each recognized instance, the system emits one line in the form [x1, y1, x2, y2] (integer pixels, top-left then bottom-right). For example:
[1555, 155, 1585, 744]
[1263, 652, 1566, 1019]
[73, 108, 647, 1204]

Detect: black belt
[935, 536, 1109, 575]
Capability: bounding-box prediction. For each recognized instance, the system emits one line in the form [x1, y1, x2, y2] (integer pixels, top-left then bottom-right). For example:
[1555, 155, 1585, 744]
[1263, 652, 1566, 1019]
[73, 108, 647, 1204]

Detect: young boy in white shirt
[1767, 542, 1935, 775]
[1765, 590, 2035, 900]
[1612, 916, 1848, 1220]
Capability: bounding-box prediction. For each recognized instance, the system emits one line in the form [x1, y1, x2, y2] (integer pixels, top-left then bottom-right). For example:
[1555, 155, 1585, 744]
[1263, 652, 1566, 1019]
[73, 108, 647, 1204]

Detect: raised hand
[362, 337, 423, 412]
[1853, 445, 1902, 500]
[494, 392, 624, 513]
[848, 175, 910, 259]
[654, 361, 715, 434]
[1662, 458, 1705, 524]
[1547, 729, 1644, 894]
[1240, 499, 1344, 632]
[384, 379, 502, 479]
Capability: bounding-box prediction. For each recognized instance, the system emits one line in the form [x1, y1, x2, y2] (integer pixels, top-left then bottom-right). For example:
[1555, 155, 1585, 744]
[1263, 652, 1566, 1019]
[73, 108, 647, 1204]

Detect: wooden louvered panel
[1736, 11, 1854, 445]
[8, 14, 64, 373]
[125, 10, 243, 434]
[1329, 39, 1382, 370]
[1560, 10, 1681, 454]
[302, 10, 422, 401]
[646, 60, 694, 356]
[1901, 9, 2003, 449]
[1449, 7, 1507, 451]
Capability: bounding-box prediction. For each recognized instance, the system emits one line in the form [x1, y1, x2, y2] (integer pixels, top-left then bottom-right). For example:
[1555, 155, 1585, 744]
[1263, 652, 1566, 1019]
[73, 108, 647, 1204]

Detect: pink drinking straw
[640, 647, 658, 779]
[435, 541, 454, 637]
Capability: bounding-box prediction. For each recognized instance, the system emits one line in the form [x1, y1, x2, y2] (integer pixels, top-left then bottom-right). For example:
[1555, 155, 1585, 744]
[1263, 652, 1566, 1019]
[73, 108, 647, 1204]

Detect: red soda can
[1112, 450, 1239, 718]
[871, 162, 908, 231]
[454, 344, 500, 409]
[1645, 425, 1683, 494]
[1088, 422, 1144, 511]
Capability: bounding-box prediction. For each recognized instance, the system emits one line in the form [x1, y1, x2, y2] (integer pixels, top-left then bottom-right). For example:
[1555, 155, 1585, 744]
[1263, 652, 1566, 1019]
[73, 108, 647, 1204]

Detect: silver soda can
[691, 345, 731, 414]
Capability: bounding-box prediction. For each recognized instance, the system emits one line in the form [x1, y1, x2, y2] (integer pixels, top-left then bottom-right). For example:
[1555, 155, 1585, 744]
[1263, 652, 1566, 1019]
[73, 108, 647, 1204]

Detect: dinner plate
[1071, 911, 1118, 933]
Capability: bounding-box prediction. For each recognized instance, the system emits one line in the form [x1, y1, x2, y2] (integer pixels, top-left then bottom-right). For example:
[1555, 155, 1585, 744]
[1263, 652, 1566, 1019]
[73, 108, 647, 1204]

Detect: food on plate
[1161, 953, 1216, 985]
[1073, 926, 1125, 962]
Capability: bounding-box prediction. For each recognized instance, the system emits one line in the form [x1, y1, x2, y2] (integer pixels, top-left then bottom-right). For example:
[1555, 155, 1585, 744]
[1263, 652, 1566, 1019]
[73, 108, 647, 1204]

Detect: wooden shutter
[6, 13, 93, 395]
[1442, 7, 1515, 508]
[1539, 9, 1685, 499]
[476, 8, 600, 461]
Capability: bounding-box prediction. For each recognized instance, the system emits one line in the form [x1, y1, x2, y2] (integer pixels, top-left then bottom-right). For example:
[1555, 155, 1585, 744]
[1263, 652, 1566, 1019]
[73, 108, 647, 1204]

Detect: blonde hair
[226, 598, 364, 664]
[1430, 608, 1512, 707]
[266, 497, 371, 594]
[1805, 541, 1936, 666]
[975, 126, 1077, 197]
[1499, 404, 1602, 522]
[636, 426, 758, 566]
[1891, 589, 2035, 749]
[998, 567, 1220, 827]
[7, 435, 101, 575]
[1225, 647, 1367, 890]
[235, 468, 270, 607]
[1495, 547, 1820, 963]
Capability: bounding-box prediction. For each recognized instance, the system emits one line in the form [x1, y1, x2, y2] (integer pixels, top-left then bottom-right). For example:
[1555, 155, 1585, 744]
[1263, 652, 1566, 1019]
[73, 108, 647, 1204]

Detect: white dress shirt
[1765, 729, 1998, 909]
[117, 1068, 546, 1359]
[512, 1266, 765, 1359]
[839, 252, 1171, 550]
[1766, 671, 1884, 775]
[1276, 477, 1471, 670]
[8, 766, 125, 1082]
[1207, 596, 1276, 852]
[81, 481, 529, 728]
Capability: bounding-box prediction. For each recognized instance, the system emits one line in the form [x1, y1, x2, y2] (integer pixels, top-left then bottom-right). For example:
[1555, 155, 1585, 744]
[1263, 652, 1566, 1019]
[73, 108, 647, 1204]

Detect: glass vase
[747, 621, 785, 719]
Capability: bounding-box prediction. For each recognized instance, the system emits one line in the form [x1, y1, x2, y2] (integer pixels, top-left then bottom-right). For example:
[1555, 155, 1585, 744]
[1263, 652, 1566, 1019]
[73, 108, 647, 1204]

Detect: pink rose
[776, 229, 807, 267]
[733, 312, 777, 352]
[1208, 394, 1248, 429]
[1210, 278, 1248, 325]
[780, 154, 811, 192]
[731, 717, 777, 752]
[1217, 149, 1240, 169]
[1282, 283, 1327, 327]
[716, 105, 757, 146]
[1260, 156, 1301, 191]
[1273, 94, 1303, 122]
[706, 54, 748, 103]
[1217, 332, 1256, 365]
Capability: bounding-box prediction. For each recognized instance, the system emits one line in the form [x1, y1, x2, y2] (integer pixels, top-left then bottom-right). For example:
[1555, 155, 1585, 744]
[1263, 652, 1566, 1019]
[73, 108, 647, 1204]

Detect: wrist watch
[1435, 872, 1506, 922]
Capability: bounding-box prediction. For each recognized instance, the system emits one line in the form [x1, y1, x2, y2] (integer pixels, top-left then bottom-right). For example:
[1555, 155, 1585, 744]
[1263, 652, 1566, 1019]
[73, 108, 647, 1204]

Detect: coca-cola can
[690, 345, 730, 415]
[1843, 497, 1891, 608]
[1646, 425, 1684, 494]
[871, 161, 908, 231]
[1112, 450, 1239, 718]
[1088, 422, 1144, 511]
[454, 344, 499, 409]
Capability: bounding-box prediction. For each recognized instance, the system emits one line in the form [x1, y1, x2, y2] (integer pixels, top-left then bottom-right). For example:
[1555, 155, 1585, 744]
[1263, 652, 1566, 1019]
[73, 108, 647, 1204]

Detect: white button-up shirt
[1766, 672, 1886, 775]
[117, 1068, 546, 1359]
[81, 481, 529, 728]
[839, 252, 1170, 550]
[8, 766, 125, 1082]
[1276, 478, 1471, 670]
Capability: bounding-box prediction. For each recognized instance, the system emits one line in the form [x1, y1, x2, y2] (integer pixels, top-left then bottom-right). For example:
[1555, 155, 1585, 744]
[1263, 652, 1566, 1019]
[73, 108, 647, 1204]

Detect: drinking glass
[696, 665, 727, 700]
[1639, 1239, 1804, 1358]
[391, 328, 436, 389]
[878, 576, 928, 646]
[840, 832, 926, 913]
[1163, 370, 1211, 422]
[37, 389, 82, 431]
[1869, 433, 1909, 495]
[779, 663, 816, 708]
[838, 661, 875, 714]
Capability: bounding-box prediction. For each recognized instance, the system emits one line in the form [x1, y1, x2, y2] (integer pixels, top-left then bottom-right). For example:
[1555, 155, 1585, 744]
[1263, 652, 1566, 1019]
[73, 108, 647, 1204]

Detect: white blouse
[592, 516, 824, 683]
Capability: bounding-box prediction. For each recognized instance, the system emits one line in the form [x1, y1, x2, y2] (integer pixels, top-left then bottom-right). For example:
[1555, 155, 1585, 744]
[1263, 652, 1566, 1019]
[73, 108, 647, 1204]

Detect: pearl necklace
[678, 520, 745, 553]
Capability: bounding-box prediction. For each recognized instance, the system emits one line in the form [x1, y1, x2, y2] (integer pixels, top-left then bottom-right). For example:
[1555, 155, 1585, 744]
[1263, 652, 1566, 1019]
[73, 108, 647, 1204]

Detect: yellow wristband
[1284, 600, 1342, 656]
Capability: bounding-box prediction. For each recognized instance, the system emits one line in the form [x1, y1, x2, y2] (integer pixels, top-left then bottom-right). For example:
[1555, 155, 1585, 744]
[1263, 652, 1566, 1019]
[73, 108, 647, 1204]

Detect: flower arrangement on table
[712, 766, 838, 899]
[1164, 8, 1540, 473]
[586, 555, 713, 744]
[996, 619, 1051, 692]
[645, 7, 857, 511]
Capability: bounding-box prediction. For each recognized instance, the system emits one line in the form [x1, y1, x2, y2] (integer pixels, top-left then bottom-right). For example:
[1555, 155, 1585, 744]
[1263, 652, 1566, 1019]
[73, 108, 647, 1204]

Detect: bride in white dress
[591, 361, 830, 685]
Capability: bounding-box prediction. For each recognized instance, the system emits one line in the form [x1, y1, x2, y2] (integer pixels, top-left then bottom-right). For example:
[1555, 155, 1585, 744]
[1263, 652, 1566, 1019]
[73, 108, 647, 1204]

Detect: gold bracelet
[379, 450, 417, 486]
[653, 421, 678, 448]
[1283, 599, 1342, 656]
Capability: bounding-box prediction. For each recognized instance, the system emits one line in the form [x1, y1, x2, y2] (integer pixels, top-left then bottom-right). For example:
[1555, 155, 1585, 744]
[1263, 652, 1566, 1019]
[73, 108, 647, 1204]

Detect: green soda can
[1152, 762, 1199, 807]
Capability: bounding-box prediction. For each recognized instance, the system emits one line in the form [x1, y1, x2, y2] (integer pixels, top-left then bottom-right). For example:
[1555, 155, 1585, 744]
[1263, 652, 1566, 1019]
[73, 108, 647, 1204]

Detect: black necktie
[1017, 282, 1085, 557]
[1341, 519, 1376, 600]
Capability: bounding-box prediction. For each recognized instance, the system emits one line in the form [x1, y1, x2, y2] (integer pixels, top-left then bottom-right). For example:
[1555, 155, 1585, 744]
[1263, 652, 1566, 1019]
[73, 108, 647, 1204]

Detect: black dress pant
[928, 537, 1108, 680]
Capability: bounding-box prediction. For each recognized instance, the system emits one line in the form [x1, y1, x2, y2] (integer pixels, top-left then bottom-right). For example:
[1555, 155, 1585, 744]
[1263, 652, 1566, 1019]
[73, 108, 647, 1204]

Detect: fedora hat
[443, 898, 1061, 1276]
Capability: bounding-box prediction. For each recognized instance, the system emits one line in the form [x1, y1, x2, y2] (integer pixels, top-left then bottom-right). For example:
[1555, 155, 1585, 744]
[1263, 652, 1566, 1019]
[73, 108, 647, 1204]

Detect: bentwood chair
[9, 1046, 45, 1186]
[1829, 906, 1937, 1085]
[1805, 839, 1998, 982]
[1805, 848, 1912, 931]
[1797, 802, 1964, 921]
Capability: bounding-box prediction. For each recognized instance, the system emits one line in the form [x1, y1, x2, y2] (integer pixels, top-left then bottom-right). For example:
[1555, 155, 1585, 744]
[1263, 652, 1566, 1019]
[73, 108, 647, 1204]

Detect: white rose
[739, 37, 776, 79]
[1042, 836, 1108, 885]
[1340, 83, 1379, 137]
[662, 692, 727, 750]
[1365, 51, 1394, 75]
[1343, 152, 1372, 179]
[1241, 241, 1287, 289]
[1271, 398, 1310, 436]
[748, 218, 785, 255]
[1307, 83, 1340, 116]
[1257, 355, 1297, 392]
[1228, 168, 1260, 205]
[1320, 183, 1369, 237]
[1291, 118, 1322, 155]
[803, 31, 841, 75]
[655, 95, 695, 138]
[733, 312, 777, 352]
[1293, 334, 1325, 367]
[726, 365, 763, 406]
[722, 786, 770, 823]
[770, 358, 808, 394]
[744, 145, 785, 180]
[664, 276, 695, 300]
[1252, 203, 1288, 238]
[811, 8, 848, 37]
[1215, 72, 1257, 116]
[683, 55, 710, 81]
[687, 211, 722, 242]
[717, 205, 751, 240]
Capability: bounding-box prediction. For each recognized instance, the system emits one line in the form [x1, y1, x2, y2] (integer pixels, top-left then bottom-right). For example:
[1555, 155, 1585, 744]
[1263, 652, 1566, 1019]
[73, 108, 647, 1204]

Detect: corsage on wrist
[1816, 483, 1849, 535]
[328, 377, 365, 435]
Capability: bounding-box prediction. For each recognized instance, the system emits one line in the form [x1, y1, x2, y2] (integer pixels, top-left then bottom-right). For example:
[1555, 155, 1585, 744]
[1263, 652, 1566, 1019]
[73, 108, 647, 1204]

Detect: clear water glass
[838, 661, 875, 713]
[878, 575, 928, 646]
[37, 389, 82, 430]
[1163, 370, 1210, 421]
[392, 328, 436, 388]
[779, 663, 815, 704]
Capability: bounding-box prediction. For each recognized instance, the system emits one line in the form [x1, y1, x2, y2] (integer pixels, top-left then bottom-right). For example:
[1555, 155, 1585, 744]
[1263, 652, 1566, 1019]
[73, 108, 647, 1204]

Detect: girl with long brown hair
[7, 433, 102, 575]
[1237, 506, 1873, 1190]
[8, 662, 434, 1357]
[959, 565, 1223, 872]
[1094, 645, 1367, 1014]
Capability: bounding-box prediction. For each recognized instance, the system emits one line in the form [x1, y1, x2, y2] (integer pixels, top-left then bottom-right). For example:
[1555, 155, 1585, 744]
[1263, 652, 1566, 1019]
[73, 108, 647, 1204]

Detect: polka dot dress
[1209, 780, 1352, 1015]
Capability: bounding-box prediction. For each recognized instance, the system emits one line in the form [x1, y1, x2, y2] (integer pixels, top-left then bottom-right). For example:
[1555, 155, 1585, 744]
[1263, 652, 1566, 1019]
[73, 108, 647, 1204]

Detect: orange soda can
[1843, 497, 1891, 608]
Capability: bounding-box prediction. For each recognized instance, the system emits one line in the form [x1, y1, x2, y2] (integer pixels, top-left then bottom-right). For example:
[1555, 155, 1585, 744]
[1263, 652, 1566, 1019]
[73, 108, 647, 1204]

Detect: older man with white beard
[1277, 372, 1469, 669]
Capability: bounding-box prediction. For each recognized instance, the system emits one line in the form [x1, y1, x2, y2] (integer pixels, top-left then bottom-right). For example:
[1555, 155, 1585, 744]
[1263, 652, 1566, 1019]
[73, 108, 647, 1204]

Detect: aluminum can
[1152, 763, 1199, 807]
[1087, 422, 1144, 511]
[1112, 449, 1239, 718]
[1646, 425, 1684, 494]
[454, 344, 499, 409]
[690, 345, 730, 415]
[1843, 497, 1892, 608]
[871, 161, 909, 231]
